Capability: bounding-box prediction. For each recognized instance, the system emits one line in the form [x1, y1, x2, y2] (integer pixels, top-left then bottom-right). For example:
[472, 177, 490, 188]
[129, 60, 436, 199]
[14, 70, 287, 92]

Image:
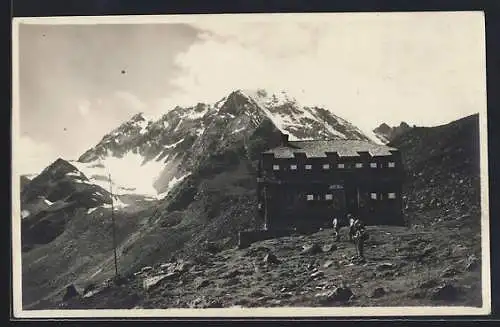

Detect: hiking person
[352, 220, 369, 261]
[347, 213, 358, 242]
[332, 217, 340, 241]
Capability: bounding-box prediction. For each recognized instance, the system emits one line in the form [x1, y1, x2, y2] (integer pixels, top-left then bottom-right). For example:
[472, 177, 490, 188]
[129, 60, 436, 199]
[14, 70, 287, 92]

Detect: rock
[310, 271, 325, 279]
[376, 263, 395, 271]
[83, 283, 97, 295]
[222, 269, 241, 279]
[250, 289, 265, 297]
[371, 287, 386, 298]
[323, 260, 334, 268]
[263, 252, 280, 265]
[245, 246, 271, 257]
[62, 284, 80, 302]
[441, 267, 459, 278]
[204, 241, 221, 254]
[301, 243, 323, 255]
[174, 261, 190, 273]
[141, 266, 153, 273]
[465, 255, 480, 271]
[160, 262, 173, 270]
[452, 244, 468, 257]
[195, 278, 210, 289]
[419, 279, 440, 289]
[316, 286, 354, 303]
[142, 273, 177, 291]
[431, 283, 459, 301]
[422, 245, 437, 256]
[322, 243, 337, 253]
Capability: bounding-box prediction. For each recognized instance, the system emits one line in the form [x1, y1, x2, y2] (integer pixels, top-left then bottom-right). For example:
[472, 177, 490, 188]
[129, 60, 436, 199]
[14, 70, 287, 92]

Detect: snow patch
[66, 171, 84, 178]
[157, 172, 191, 198]
[21, 210, 30, 219]
[163, 138, 184, 149]
[87, 207, 98, 214]
[112, 196, 129, 209]
[44, 198, 54, 206]
[72, 152, 167, 197]
[232, 127, 246, 134]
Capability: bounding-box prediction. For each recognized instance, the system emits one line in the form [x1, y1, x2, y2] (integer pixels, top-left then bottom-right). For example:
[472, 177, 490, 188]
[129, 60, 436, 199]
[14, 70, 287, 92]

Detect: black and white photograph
[11, 12, 490, 317]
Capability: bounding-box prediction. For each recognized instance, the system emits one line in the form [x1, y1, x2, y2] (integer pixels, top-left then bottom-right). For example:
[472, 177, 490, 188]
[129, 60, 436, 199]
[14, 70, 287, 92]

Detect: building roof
[263, 139, 398, 158]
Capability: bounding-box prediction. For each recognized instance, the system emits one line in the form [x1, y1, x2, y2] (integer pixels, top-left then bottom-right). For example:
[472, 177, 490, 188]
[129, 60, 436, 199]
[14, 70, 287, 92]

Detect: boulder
[323, 260, 334, 268]
[310, 270, 325, 279]
[376, 262, 396, 271]
[371, 287, 386, 298]
[301, 243, 323, 255]
[322, 243, 337, 253]
[316, 286, 354, 304]
[62, 284, 80, 302]
[263, 252, 280, 265]
[464, 254, 480, 271]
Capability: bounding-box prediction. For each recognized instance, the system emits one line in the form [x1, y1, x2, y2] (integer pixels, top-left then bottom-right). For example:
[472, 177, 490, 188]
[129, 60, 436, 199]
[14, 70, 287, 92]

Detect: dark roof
[263, 140, 398, 158]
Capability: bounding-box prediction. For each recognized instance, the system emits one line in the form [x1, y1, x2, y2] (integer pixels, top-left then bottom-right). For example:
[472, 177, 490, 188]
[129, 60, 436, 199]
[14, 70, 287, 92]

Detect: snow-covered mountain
[67, 89, 375, 199]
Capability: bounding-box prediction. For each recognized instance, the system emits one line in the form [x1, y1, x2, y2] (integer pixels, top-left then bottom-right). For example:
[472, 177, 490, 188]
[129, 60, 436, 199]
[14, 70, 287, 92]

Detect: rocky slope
[21, 89, 377, 309]
[23, 112, 483, 310]
[389, 113, 481, 228]
[20, 175, 33, 191]
[59, 223, 482, 309]
[373, 122, 412, 144]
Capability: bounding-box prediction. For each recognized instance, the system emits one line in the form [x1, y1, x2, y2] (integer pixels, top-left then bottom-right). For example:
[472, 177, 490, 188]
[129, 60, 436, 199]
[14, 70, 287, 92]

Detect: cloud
[15, 136, 58, 175]
[164, 13, 485, 132]
[77, 100, 91, 117]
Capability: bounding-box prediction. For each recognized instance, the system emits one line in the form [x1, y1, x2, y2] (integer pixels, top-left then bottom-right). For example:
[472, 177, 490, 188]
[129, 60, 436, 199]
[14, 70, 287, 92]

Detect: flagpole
[108, 173, 118, 278]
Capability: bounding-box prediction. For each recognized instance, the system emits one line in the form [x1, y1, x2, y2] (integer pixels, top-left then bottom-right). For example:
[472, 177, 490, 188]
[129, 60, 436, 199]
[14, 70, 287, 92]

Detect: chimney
[281, 133, 289, 146]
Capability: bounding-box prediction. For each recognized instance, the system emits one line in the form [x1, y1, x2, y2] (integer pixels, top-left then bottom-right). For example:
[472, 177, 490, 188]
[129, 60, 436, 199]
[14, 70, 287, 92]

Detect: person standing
[347, 213, 357, 242]
[332, 217, 340, 241]
[352, 220, 368, 261]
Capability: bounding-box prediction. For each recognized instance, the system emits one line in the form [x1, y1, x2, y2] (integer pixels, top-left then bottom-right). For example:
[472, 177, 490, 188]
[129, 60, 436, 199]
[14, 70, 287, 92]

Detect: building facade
[257, 134, 405, 230]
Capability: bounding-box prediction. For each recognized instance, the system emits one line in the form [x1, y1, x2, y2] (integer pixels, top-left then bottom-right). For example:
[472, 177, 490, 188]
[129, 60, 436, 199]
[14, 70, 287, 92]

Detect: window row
[272, 161, 396, 171]
[305, 192, 397, 201]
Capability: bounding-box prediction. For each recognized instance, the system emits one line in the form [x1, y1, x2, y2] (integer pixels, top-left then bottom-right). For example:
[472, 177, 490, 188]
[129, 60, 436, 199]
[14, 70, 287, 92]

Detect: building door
[345, 186, 359, 217]
[328, 187, 347, 225]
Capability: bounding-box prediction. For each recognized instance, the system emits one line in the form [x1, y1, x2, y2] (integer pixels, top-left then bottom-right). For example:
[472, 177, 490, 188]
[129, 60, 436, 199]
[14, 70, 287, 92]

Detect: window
[273, 164, 280, 171]
[388, 162, 396, 168]
[388, 192, 396, 199]
[323, 164, 330, 170]
[290, 164, 298, 170]
[305, 164, 312, 170]
[370, 193, 377, 200]
[337, 163, 345, 169]
[355, 163, 363, 168]
[325, 194, 333, 200]
[370, 162, 377, 168]
[306, 194, 314, 201]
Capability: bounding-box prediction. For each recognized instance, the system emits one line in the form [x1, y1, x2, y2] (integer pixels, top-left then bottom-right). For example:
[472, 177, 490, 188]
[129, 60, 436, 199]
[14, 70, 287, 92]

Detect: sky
[14, 12, 486, 175]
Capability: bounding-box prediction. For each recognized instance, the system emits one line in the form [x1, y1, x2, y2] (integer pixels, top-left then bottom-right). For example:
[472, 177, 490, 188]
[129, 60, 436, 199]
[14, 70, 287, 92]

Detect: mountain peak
[130, 112, 147, 122]
[373, 122, 413, 144]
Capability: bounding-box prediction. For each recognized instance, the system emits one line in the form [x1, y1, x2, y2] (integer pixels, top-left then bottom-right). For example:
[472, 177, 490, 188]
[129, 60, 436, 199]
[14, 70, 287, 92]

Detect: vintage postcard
[11, 12, 490, 318]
